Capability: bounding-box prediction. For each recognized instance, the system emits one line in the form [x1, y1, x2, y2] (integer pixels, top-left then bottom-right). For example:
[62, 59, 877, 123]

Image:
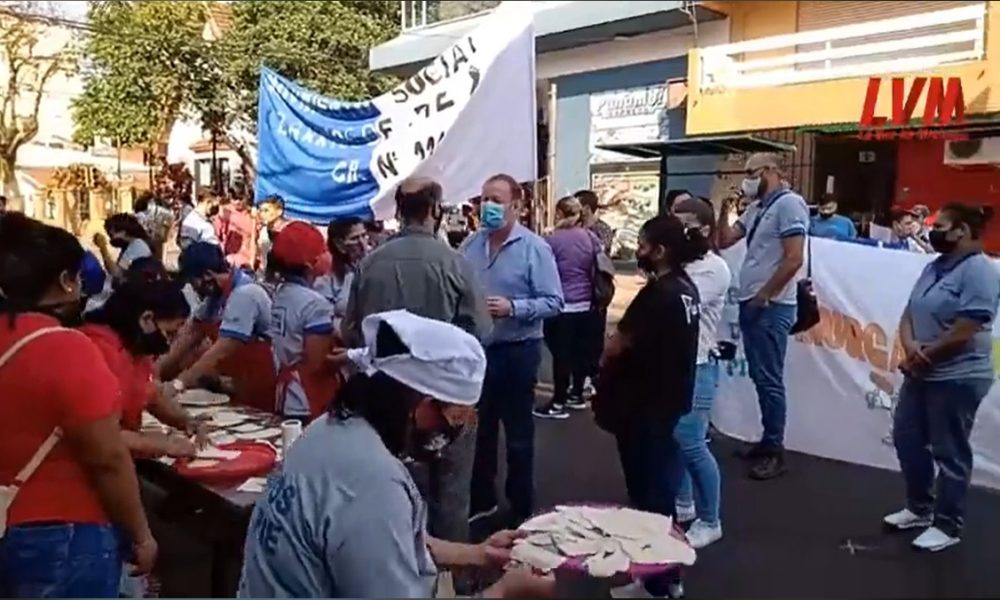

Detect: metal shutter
[796, 1, 980, 31]
[794, 1, 984, 70]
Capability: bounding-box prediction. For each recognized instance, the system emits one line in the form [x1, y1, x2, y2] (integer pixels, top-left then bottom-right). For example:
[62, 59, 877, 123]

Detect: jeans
[0, 523, 123, 598]
[543, 312, 599, 403]
[471, 340, 542, 522]
[674, 362, 722, 526]
[427, 423, 477, 542]
[893, 377, 993, 537]
[739, 301, 797, 448]
[615, 416, 683, 597]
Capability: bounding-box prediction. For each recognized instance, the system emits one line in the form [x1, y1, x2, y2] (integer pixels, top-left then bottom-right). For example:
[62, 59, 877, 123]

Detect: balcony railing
[699, 3, 987, 91]
[400, 1, 502, 31]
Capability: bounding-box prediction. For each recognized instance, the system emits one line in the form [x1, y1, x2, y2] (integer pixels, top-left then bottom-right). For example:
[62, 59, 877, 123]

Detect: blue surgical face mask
[480, 201, 506, 230]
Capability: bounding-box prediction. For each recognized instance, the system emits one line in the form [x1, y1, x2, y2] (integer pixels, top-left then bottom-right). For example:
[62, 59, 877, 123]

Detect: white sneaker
[912, 526, 960, 552]
[675, 503, 696, 524]
[685, 519, 723, 549]
[883, 508, 933, 530]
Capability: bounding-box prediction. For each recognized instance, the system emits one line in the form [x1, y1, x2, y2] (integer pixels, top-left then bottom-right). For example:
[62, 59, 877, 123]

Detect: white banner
[714, 238, 1000, 490]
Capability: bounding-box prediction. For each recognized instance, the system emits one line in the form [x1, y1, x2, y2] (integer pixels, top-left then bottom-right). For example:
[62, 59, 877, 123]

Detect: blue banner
[255, 67, 386, 223]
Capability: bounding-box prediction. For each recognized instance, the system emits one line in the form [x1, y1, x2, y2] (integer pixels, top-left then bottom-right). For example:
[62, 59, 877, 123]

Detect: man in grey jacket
[342, 177, 491, 564]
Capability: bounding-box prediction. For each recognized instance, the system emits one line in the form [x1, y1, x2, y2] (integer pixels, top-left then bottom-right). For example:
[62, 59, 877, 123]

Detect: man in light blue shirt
[461, 173, 563, 524]
[809, 196, 857, 240]
[717, 153, 809, 481]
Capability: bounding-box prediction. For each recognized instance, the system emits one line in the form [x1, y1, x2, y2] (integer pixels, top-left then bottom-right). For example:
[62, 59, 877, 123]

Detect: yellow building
[683, 1, 1000, 249]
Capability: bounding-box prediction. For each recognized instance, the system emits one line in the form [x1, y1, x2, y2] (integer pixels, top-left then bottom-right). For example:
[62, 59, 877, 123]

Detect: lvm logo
[859, 77, 969, 141]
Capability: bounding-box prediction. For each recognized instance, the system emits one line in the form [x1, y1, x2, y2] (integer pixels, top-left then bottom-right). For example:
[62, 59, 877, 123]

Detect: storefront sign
[589, 84, 669, 164]
[858, 76, 968, 141]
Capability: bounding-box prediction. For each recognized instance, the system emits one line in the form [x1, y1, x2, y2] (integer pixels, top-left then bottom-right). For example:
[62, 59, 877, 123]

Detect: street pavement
[153, 269, 1000, 597]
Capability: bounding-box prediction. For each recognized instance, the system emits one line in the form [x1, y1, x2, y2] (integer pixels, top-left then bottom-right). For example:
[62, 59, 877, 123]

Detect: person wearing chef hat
[267, 221, 341, 421]
[239, 310, 555, 599]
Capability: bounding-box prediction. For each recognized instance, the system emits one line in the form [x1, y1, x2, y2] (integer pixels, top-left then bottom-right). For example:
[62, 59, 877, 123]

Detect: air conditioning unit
[943, 137, 1000, 166]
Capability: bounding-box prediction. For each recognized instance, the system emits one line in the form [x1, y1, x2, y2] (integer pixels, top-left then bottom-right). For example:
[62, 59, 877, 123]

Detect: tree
[207, 0, 400, 176]
[0, 1, 76, 210]
[72, 1, 217, 161]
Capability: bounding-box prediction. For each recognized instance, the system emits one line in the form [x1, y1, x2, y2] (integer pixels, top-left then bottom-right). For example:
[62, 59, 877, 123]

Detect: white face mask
[741, 177, 761, 199]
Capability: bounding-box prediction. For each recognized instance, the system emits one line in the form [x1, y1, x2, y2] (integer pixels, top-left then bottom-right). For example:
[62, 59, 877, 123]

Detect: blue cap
[178, 242, 226, 281]
[80, 250, 106, 298]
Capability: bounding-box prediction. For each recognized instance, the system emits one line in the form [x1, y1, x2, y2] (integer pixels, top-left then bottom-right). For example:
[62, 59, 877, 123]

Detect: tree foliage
[209, 0, 400, 158]
[0, 1, 76, 207]
[72, 1, 217, 155]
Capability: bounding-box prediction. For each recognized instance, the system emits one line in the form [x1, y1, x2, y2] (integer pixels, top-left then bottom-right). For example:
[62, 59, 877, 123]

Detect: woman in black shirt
[594, 214, 706, 597]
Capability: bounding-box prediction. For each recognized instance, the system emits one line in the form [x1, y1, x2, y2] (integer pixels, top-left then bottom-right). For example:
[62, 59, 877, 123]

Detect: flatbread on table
[584, 548, 630, 577]
[234, 427, 282, 441]
[177, 390, 230, 407]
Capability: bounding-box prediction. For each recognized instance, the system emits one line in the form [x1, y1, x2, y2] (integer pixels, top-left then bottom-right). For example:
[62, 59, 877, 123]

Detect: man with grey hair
[341, 176, 491, 568]
[717, 153, 809, 481]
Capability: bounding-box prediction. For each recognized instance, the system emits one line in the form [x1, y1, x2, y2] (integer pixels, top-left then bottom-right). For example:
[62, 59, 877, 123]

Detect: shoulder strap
[747, 190, 792, 246]
[0, 326, 75, 485]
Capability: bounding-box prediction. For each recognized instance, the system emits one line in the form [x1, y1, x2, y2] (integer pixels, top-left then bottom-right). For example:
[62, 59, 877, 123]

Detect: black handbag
[790, 234, 820, 335]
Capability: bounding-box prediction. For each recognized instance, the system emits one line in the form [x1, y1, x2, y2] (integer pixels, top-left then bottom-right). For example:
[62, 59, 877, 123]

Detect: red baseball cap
[271, 222, 328, 272]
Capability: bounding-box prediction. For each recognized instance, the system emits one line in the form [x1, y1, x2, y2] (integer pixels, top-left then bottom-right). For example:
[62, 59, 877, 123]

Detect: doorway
[812, 137, 897, 221]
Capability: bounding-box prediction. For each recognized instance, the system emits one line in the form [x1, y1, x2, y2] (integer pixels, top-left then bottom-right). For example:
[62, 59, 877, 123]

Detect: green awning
[598, 135, 796, 159]
[798, 112, 1000, 135]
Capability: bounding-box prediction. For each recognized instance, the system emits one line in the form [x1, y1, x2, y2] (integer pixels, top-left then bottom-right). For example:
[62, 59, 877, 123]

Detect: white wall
[537, 18, 730, 80]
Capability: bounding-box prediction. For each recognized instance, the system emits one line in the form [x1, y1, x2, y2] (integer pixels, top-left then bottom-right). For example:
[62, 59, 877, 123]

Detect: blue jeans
[893, 377, 993, 537]
[615, 416, 683, 596]
[470, 340, 542, 522]
[0, 523, 123, 598]
[739, 301, 796, 448]
[674, 362, 722, 526]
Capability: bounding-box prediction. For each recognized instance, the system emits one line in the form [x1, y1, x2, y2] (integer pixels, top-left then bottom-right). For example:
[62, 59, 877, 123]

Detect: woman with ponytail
[0, 214, 156, 597]
[535, 196, 602, 419]
[593, 213, 706, 599]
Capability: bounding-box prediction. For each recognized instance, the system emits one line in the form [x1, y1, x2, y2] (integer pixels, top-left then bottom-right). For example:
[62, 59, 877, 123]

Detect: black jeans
[615, 415, 684, 596]
[470, 340, 542, 522]
[590, 308, 608, 380]
[893, 377, 992, 537]
[543, 312, 598, 403]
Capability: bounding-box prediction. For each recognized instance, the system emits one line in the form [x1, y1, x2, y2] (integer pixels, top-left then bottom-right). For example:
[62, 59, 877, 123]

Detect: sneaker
[533, 403, 569, 420]
[675, 503, 696, 524]
[749, 452, 787, 480]
[883, 508, 933, 531]
[565, 395, 589, 410]
[685, 519, 723, 549]
[583, 377, 597, 398]
[912, 526, 960, 552]
[468, 505, 498, 523]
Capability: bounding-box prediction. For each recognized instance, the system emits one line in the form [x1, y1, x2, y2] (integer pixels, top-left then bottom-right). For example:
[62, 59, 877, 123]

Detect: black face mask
[36, 298, 86, 327]
[635, 255, 654, 274]
[139, 329, 170, 356]
[109, 237, 130, 249]
[928, 229, 958, 254]
[819, 212, 834, 220]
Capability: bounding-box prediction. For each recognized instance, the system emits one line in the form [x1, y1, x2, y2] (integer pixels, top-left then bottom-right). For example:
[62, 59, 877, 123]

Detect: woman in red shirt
[0, 214, 155, 597]
[80, 278, 204, 459]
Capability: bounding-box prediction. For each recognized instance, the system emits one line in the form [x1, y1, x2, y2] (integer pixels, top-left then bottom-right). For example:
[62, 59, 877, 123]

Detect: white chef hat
[346, 310, 486, 406]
